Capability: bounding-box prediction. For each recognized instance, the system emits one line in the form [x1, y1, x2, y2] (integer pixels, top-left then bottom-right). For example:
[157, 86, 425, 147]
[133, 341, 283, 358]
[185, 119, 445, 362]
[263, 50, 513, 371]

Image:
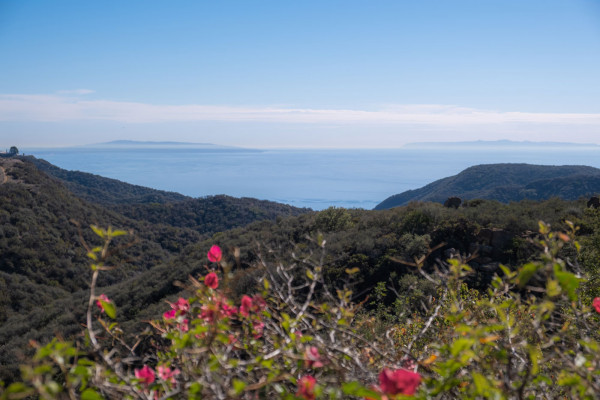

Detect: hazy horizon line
[18, 139, 600, 151]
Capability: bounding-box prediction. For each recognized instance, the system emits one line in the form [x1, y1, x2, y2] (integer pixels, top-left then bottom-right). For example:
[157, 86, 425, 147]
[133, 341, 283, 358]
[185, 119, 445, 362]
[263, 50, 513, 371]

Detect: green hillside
[375, 163, 600, 210]
[27, 156, 190, 205]
[28, 156, 310, 233]
[2, 158, 600, 392]
[0, 158, 312, 381]
[0, 158, 201, 309]
[117, 195, 310, 234]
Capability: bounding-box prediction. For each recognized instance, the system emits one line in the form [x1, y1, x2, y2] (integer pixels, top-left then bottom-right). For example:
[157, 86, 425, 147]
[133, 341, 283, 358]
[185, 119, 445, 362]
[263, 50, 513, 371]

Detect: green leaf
[499, 264, 515, 278]
[516, 263, 539, 287]
[472, 372, 490, 394]
[558, 371, 581, 386]
[342, 381, 381, 398]
[6, 382, 35, 397]
[579, 339, 599, 352]
[81, 388, 104, 400]
[188, 382, 203, 400]
[555, 270, 580, 301]
[232, 379, 247, 395]
[538, 221, 550, 235]
[529, 346, 542, 375]
[546, 279, 561, 297]
[345, 267, 360, 275]
[90, 225, 105, 238]
[306, 270, 314, 280]
[100, 300, 116, 319]
[450, 338, 475, 357]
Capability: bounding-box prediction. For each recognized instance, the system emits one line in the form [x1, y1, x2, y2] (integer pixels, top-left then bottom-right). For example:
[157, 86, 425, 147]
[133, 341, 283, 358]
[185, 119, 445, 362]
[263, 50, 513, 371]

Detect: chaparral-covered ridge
[1, 155, 599, 398]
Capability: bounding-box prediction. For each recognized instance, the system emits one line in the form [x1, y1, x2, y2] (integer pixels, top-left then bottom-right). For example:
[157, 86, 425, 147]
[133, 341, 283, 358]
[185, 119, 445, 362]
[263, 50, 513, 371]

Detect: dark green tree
[8, 146, 18, 155]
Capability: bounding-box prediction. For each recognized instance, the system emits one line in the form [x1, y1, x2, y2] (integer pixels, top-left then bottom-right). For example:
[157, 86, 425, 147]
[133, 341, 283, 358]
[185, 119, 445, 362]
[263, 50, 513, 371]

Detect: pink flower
[593, 297, 600, 314]
[135, 365, 155, 386]
[240, 295, 253, 317]
[207, 245, 222, 263]
[379, 368, 421, 396]
[252, 321, 265, 339]
[178, 319, 189, 332]
[163, 309, 177, 320]
[200, 304, 218, 323]
[228, 334, 238, 344]
[221, 302, 238, 317]
[157, 365, 180, 384]
[252, 294, 267, 311]
[174, 298, 190, 312]
[297, 376, 317, 400]
[304, 346, 324, 368]
[239, 294, 266, 317]
[96, 294, 111, 313]
[204, 272, 219, 289]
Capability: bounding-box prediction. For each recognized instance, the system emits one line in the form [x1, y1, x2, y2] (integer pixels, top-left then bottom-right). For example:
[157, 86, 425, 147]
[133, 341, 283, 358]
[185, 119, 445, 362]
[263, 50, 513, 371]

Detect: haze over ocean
[28, 145, 600, 210]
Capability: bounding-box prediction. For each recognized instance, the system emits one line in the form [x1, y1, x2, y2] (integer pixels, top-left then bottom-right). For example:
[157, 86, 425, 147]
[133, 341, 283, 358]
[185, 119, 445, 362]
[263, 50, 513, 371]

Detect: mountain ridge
[375, 163, 600, 210]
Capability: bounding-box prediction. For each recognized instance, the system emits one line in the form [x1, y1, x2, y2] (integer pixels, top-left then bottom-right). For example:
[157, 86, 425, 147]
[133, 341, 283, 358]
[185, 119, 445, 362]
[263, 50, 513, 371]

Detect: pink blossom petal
[379, 368, 421, 396]
[204, 272, 219, 289]
[174, 298, 190, 312]
[240, 295, 253, 317]
[135, 365, 155, 386]
[163, 309, 177, 320]
[593, 297, 600, 314]
[297, 375, 316, 400]
[207, 245, 222, 263]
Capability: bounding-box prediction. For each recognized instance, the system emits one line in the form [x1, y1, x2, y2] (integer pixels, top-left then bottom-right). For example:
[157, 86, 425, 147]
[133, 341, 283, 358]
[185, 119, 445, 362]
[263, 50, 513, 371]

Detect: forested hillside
[0, 158, 200, 311]
[28, 156, 310, 233]
[28, 156, 190, 205]
[2, 158, 600, 396]
[376, 163, 600, 209]
[0, 158, 312, 381]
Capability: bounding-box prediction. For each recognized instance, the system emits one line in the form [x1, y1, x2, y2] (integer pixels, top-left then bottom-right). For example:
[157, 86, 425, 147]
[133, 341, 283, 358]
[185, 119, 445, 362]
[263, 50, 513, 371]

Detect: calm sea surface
[26, 146, 600, 210]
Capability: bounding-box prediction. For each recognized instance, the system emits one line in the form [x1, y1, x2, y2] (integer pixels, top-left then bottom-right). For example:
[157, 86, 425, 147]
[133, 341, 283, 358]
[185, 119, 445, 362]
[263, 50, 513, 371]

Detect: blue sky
[1, 0, 599, 148]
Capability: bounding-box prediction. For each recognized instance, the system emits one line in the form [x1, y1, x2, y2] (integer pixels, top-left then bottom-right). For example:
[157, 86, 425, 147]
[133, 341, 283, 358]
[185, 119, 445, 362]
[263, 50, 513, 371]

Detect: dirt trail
[0, 166, 6, 184]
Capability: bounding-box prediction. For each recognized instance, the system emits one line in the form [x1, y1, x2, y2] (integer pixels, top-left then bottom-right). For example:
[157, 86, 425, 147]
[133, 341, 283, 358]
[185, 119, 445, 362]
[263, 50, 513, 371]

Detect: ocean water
[27, 146, 600, 210]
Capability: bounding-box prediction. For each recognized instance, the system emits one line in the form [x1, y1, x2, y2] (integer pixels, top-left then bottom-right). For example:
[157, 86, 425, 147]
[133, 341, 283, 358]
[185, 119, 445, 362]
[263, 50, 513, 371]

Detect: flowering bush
[2, 222, 600, 399]
[377, 368, 421, 396]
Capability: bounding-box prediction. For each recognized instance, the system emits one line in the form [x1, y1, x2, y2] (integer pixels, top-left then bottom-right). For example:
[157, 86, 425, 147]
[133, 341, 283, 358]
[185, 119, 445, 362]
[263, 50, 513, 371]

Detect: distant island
[403, 140, 600, 149]
[81, 140, 262, 152]
[101, 140, 214, 146]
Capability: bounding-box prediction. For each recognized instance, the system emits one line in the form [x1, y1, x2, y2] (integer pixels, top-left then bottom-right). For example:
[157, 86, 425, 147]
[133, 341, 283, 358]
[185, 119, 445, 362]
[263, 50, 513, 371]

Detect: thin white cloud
[55, 89, 96, 95]
[1, 93, 600, 127]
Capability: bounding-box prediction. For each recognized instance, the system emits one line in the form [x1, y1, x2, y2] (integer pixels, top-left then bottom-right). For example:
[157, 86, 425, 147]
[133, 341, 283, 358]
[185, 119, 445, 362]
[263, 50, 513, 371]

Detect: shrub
[2, 221, 600, 399]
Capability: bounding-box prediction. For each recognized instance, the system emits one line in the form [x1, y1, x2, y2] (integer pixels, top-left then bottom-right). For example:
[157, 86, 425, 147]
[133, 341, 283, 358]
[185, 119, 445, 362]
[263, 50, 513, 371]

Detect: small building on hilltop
[0, 146, 19, 158]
